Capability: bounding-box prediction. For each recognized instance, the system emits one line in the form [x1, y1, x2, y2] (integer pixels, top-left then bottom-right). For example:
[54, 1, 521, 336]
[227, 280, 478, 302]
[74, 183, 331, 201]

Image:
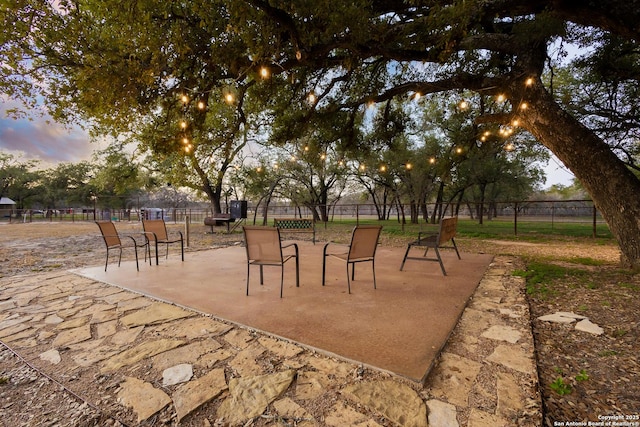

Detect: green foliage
[513, 261, 589, 298]
[0, 152, 41, 208]
[550, 377, 572, 395]
[575, 370, 590, 382]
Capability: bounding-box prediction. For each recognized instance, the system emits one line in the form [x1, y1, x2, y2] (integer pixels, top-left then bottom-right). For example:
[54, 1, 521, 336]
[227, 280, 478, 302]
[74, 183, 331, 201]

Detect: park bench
[274, 218, 316, 244]
[400, 216, 461, 275]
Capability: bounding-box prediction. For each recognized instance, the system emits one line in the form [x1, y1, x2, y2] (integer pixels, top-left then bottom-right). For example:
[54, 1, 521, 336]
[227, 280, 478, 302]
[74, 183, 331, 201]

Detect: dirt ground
[0, 221, 638, 426]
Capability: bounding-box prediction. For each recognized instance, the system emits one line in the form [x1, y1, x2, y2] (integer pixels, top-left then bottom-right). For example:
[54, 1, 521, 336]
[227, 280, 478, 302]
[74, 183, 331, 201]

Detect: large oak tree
[227, 0, 640, 266]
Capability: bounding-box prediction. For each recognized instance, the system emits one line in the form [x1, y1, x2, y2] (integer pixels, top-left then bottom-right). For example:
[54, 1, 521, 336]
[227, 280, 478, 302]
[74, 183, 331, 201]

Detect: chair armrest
[322, 241, 349, 256]
[282, 242, 299, 257]
[125, 235, 145, 247]
[142, 231, 158, 239]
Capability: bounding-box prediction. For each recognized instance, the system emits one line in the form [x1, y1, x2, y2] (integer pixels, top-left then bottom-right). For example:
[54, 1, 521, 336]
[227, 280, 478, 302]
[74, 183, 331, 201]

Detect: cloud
[0, 99, 104, 165]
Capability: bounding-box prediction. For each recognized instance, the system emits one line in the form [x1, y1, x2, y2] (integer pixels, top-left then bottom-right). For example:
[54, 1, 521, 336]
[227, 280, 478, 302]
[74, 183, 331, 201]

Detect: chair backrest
[348, 225, 382, 260]
[438, 217, 458, 246]
[96, 221, 121, 248]
[243, 226, 283, 263]
[143, 219, 168, 242]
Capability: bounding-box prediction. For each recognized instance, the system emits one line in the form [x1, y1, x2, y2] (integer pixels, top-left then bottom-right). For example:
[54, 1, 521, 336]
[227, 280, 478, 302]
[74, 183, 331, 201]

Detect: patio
[74, 241, 493, 382]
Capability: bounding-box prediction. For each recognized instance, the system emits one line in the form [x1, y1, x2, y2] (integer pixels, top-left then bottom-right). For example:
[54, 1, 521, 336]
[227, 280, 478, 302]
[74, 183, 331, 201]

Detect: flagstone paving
[0, 255, 541, 426]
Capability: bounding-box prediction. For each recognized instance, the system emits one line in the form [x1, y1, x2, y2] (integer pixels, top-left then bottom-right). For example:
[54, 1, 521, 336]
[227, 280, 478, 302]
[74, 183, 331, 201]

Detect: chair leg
[180, 238, 184, 262]
[104, 249, 110, 271]
[280, 266, 284, 298]
[435, 246, 447, 275]
[346, 262, 351, 294]
[154, 241, 159, 265]
[117, 247, 122, 268]
[400, 244, 411, 271]
[452, 238, 461, 259]
[259, 265, 264, 285]
[133, 246, 140, 271]
[321, 244, 330, 287]
[246, 263, 250, 296]
[372, 259, 377, 289]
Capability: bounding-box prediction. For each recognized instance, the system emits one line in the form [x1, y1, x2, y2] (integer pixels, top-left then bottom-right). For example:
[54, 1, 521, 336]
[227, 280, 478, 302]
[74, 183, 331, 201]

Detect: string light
[496, 94, 506, 103]
[429, 157, 436, 164]
[459, 99, 469, 110]
[225, 92, 235, 104]
[307, 92, 317, 104]
[456, 147, 463, 154]
[359, 164, 366, 171]
[182, 137, 189, 144]
[197, 101, 205, 110]
[519, 102, 528, 110]
[379, 165, 387, 172]
[405, 163, 412, 170]
[260, 66, 270, 79]
[413, 92, 421, 100]
[525, 77, 534, 86]
[180, 121, 187, 129]
[181, 94, 189, 104]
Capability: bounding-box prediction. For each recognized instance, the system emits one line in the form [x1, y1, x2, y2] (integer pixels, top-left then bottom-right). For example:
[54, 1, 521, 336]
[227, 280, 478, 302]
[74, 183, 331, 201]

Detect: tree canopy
[2, 0, 639, 265]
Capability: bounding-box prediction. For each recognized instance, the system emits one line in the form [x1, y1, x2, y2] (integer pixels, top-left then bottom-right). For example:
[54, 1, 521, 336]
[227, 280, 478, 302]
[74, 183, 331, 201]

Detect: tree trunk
[524, 85, 640, 267]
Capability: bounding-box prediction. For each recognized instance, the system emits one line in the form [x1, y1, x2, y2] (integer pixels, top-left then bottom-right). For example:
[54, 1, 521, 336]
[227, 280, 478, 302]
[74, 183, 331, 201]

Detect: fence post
[592, 205, 597, 238]
[185, 215, 190, 247]
[514, 202, 518, 236]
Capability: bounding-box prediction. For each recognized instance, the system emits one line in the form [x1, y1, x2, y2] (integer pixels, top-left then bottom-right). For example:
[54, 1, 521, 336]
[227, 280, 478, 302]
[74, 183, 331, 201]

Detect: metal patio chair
[322, 225, 382, 294]
[243, 226, 299, 298]
[96, 221, 149, 271]
[142, 219, 184, 265]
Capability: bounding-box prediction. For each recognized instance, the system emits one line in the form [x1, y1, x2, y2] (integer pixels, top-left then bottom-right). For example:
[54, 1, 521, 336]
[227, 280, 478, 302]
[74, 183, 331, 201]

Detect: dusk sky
[0, 96, 106, 167]
[1, 95, 575, 186]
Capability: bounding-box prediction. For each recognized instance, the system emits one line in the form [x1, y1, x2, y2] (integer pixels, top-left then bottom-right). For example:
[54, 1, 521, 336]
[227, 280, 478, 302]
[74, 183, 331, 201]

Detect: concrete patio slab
[73, 242, 493, 382]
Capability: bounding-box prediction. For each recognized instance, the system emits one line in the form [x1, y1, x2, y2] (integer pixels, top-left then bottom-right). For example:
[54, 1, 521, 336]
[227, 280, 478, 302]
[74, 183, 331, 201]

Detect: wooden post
[514, 202, 518, 236]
